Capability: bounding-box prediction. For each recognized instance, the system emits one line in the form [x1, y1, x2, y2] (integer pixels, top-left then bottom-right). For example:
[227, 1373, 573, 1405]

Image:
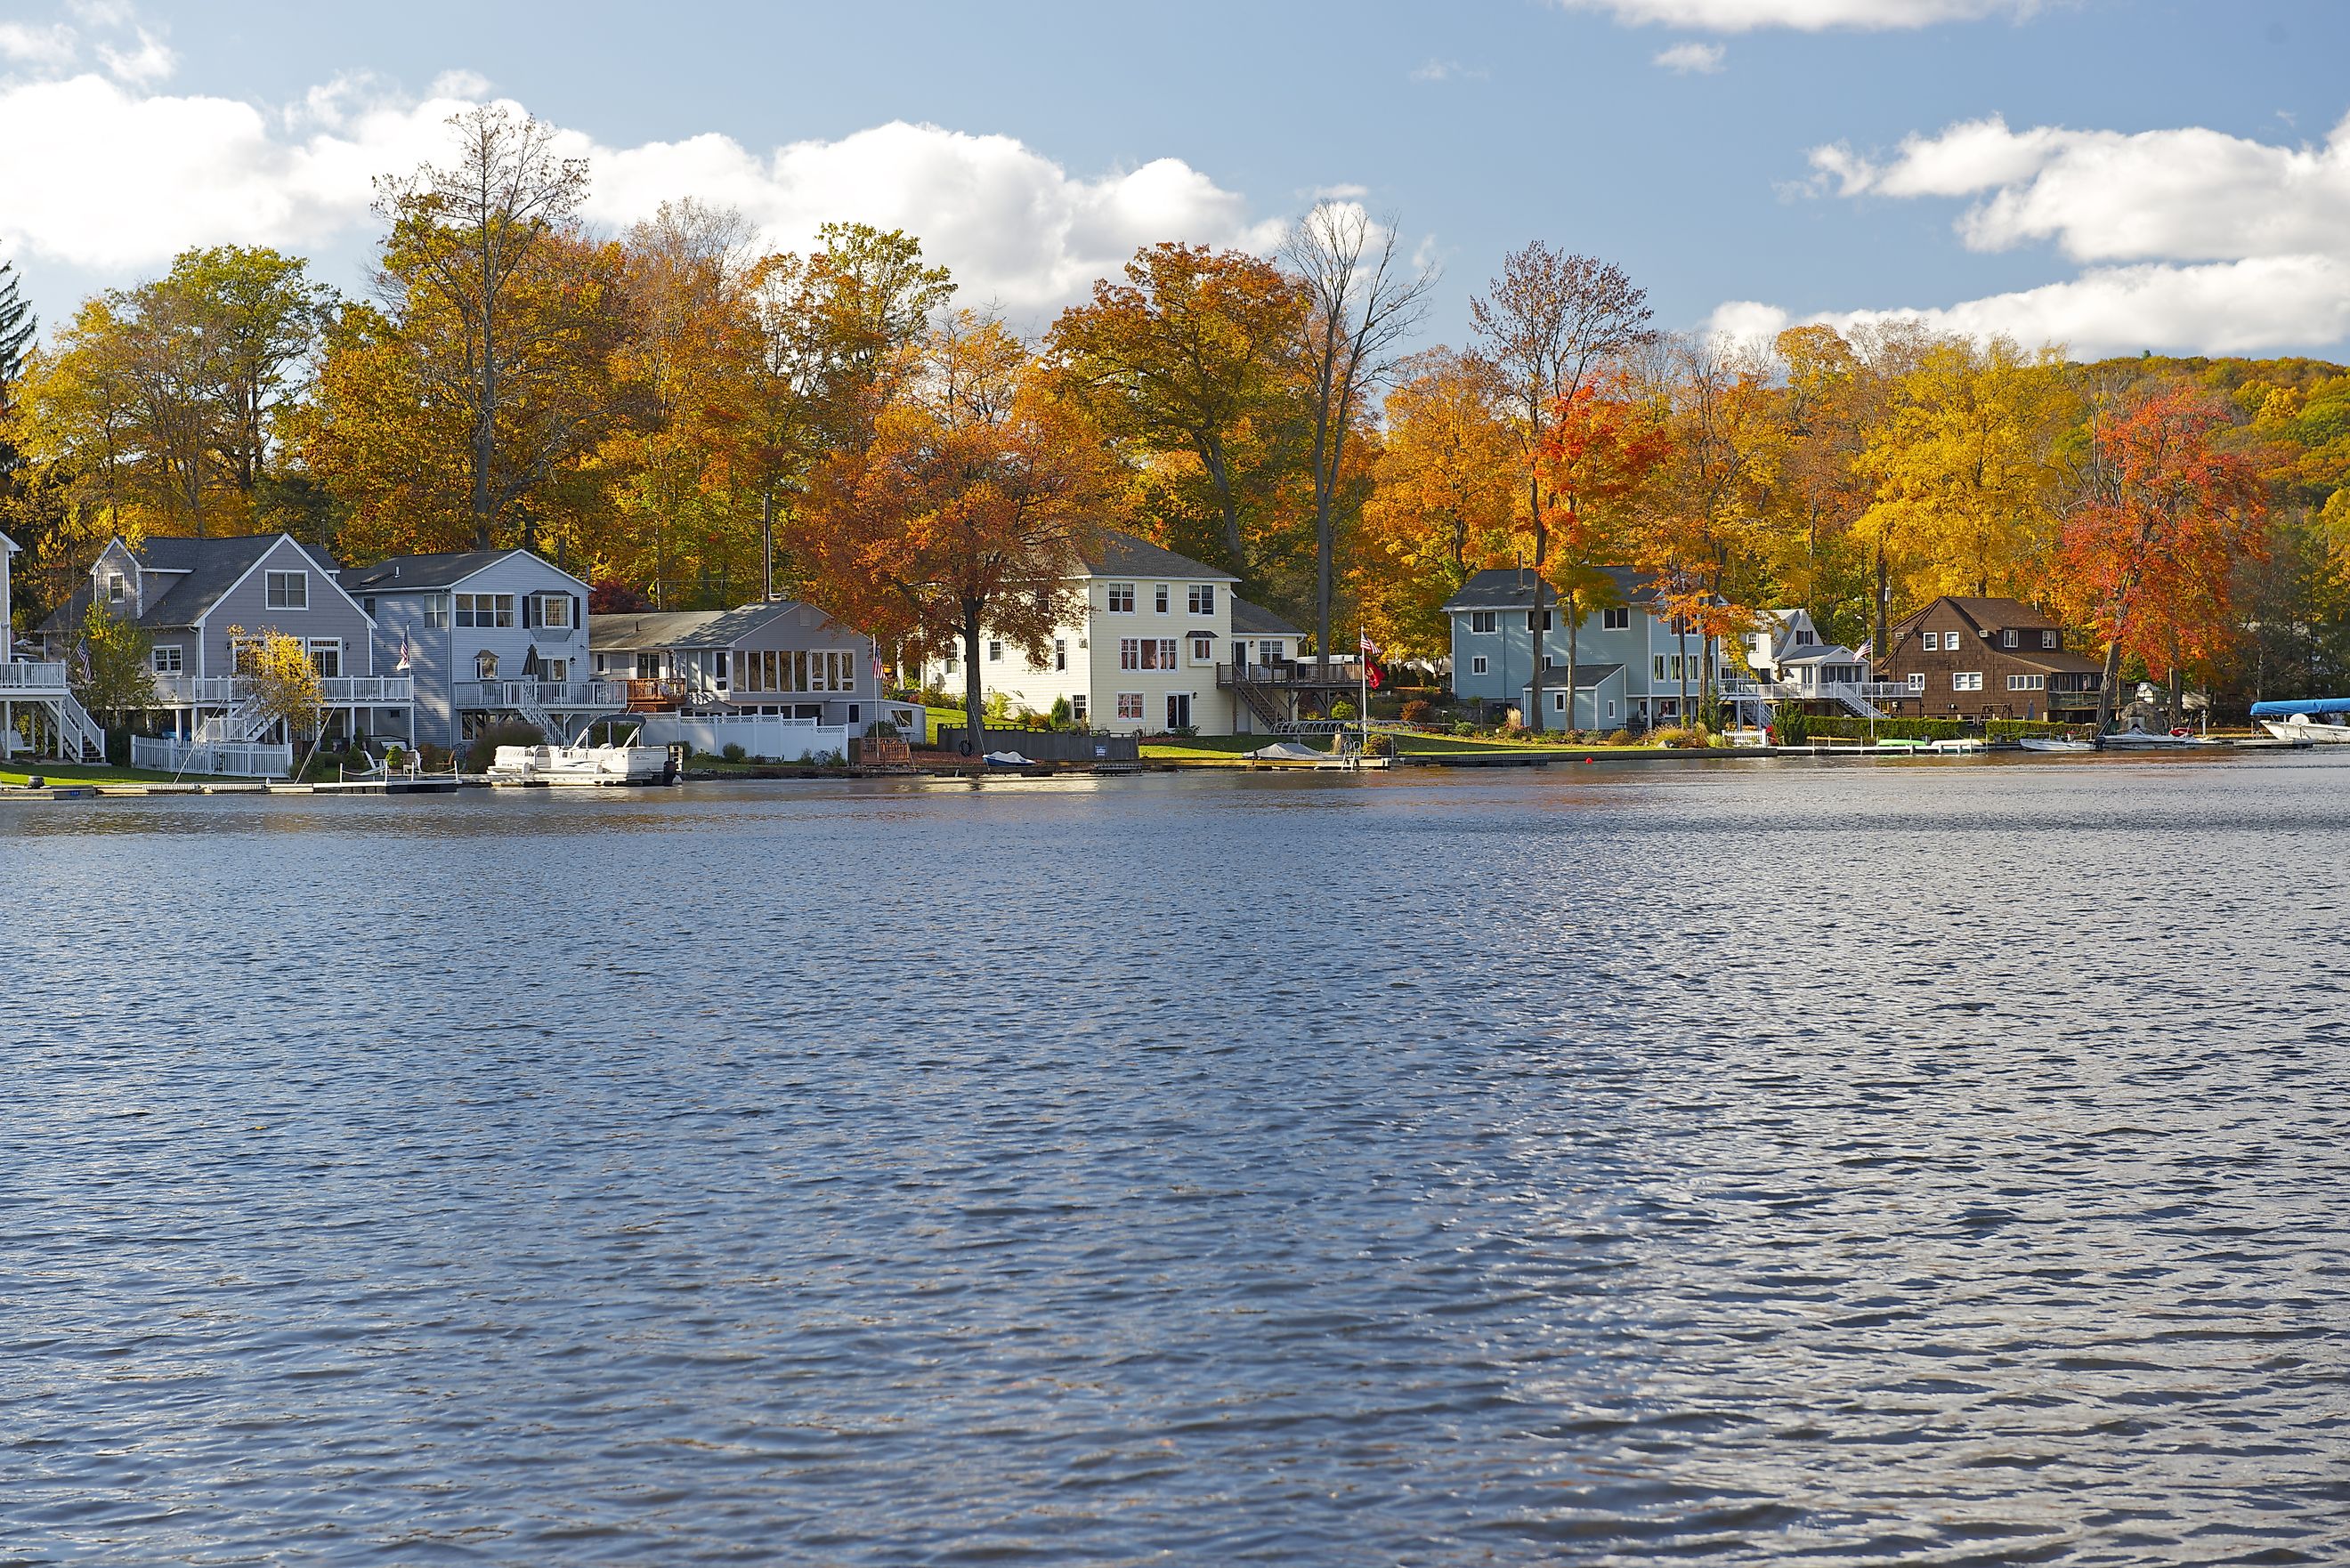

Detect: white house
[0, 529, 102, 762]
[339, 548, 620, 748]
[1728, 608, 1908, 721]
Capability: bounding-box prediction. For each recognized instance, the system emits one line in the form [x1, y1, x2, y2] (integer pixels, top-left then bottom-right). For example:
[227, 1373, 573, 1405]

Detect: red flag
[1358, 633, 1387, 691]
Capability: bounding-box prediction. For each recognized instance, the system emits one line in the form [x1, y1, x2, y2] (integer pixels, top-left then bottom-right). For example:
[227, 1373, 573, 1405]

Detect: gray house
[592, 601, 878, 727]
[45, 534, 412, 758]
[1443, 566, 1727, 731]
[339, 548, 620, 748]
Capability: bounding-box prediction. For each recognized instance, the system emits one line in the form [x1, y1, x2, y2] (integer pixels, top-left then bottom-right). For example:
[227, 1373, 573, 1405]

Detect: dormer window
[1794, 629, 1814, 645]
[2000, 629, 2018, 648]
[106, 573, 126, 603]
[2041, 630, 2058, 650]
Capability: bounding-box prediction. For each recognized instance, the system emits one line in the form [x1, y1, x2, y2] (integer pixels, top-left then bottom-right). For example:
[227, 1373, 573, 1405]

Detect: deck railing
[455, 679, 628, 712]
[0, 660, 69, 694]
[129, 734, 295, 778]
[150, 674, 414, 705]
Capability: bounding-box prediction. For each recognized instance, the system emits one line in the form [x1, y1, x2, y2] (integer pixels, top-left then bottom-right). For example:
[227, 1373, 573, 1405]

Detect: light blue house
[339, 549, 623, 748]
[1442, 566, 1729, 732]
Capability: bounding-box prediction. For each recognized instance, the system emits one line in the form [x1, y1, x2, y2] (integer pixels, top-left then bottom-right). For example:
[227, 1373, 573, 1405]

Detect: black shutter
[572, 594, 583, 634]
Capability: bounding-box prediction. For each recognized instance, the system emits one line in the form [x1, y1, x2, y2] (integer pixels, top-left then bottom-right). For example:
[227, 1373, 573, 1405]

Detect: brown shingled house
[1876, 596, 2105, 722]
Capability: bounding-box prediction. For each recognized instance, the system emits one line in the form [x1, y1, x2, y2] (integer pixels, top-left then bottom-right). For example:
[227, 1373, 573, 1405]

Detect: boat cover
[1242, 741, 1325, 760]
[2249, 698, 2350, 717]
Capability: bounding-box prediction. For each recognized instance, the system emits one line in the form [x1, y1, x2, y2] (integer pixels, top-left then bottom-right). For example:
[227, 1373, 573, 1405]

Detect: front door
[1167, 692, 1191, 731]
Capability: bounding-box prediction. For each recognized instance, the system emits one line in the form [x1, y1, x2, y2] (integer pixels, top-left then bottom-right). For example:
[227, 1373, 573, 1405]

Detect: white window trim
[265, 570, 309, 610]
[1471, 655, 1488, 675]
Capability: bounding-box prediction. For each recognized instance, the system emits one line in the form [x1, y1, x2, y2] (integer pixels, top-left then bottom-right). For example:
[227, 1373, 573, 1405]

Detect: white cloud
[1731, 109, 2350, 356]
[1410, 57, 1487, 82]
[1811, 112, 2350, 264]
[1556, 0, 2033, 31]
[0, 20, 78, 67]
[1711, 255, 2350, 358]
[1653, 41, 1727, 72]
[0, 72, 1283, 314]
[95, 23, 171, 85]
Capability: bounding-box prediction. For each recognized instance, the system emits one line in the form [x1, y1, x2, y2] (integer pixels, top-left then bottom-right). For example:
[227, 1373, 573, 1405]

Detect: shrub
[1803, 716, 1966, 741]
[1329, 699, 1357, 722]
[982, 690, 1016, 724]
[1049, 696, 1073, 729]
[419, 743, 453, 773]
[1773, 702, 1811, 745]
[1601, 727, 1636, 747]
[1452, 720, 1479, 736]
[721, 742, 748, 763]
[1651, 723, 1714, 749]
[466, 720, 543, 766]
[866, 720, 901, 740]
[1365, 731, 1396, 756]
[1399, 699, 1435, 725]
[1986, 718, 2091, 741]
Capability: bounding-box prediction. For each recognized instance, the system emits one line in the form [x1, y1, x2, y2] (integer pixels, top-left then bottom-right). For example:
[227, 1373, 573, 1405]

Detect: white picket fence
[633, 714, 854, 763]
[130, 734, 296, 778]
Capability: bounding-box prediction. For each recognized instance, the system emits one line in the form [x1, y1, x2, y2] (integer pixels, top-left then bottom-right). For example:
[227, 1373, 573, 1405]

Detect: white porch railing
[150, 674, 414, 705]
[0, 660, 71, 695]
[455, 680, 628, 712]
[130, 734, 295, 778]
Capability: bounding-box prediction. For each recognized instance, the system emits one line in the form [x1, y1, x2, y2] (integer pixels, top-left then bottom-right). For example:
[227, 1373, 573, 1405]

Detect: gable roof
[1443, 565, 1666, 614]
[126, 535, 343, 629]
[1082, 529, 1238, 584]
[1895, 594, 2062, 637]
[1230, 596, 1302, 637]
[338, 548, 587, 594]
[1521, 661, 1625, 690]
[1, 529, 17, 553]
[669, 601, 862, 648]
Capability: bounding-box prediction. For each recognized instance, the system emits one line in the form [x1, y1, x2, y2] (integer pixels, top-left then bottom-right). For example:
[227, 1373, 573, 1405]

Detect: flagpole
[1357, 622, 1369, 761]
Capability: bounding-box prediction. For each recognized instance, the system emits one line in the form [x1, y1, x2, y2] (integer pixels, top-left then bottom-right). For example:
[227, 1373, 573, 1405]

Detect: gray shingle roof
[669, 601, 856, 648]
[1442, 565, 1663, 613]
[338, 549, 561, 594]
[128, 535, 340, 629]
[1229, 595, 1303, 637]
[1082, 529, 1238, 584]
[1521, 661, 1625, 689]
[588, 610, 725, 652]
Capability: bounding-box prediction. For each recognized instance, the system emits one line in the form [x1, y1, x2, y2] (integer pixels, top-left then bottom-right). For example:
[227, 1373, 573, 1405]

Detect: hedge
[1801, 715, 1968, 740]
[1986, 718, 2095, 740]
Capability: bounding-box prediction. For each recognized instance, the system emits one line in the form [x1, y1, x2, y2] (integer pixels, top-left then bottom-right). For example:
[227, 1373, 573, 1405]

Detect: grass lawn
[2, 758, 198, 787]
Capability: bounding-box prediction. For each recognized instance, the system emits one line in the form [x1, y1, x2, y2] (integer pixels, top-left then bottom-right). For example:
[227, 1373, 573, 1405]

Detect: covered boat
[2249, 697, 2350, 744]
[487, 737, 677, 786]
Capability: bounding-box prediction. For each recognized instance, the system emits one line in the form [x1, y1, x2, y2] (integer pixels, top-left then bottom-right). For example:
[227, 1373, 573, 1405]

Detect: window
[1116, 692, 1144, 720]
[2007, 674, 2046, 691]
[1070, 694, 1088, 723]
[1654, 655, 1668, 681]
[535, 594, 572, 629]
[105, 573, 126, 603]
[1606, 699, 1617, 719]
[308, 639, 342, 678]
[1471, 655, 1488, 675]
[1527, 610, 1553, 631]
[1119, 638, 1139, 670]
[1470, 610, 1496, 634]
[1155, 585, 1170, 613]
[265, 570, 308, 610]
[2000, 629, 2018, 648]
[1600, 607, 1630, 630]
[1107, 583, 1135, 613]
[362, 595, 377, 618]
[424, 594, 450, 628]
[1189, 633, 1215, 663]
[1954, 671, 1983, 691]
[1794, 628, 1815, 645]
[1053, 639, 1067, 671]
[151, 644, 182, 675]
[1188, 584, 1215, 615]
[1167, 692, 1191, 730]
[456, 593, 515, 628]
[1920, 630, 1940, 651]
[988, 639, 1003, 663]
[1259, 640, 1283, 664]
[1908, 672, 1926, 691]
[2041, 629, 2059, 650]
[474, 651, 498, 681]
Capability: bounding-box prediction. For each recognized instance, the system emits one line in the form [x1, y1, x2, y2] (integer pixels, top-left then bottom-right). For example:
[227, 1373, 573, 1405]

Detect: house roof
[339, 548, 581, 594]
[1230, 596, 1302, 637]
[1896, 594, 2062, 636]
[588, 610, 725, 652]
[1523, 661, 1625, 690]
[1082, 529, 1238, 584]
[1443, 565, 1665, 613]
[670, 601, 860, 648]
[1998, 647, 2106, 675]
[123, 535, 341, 630]
[0, 529, 17, 553]
[1779, 645, 1868, 666]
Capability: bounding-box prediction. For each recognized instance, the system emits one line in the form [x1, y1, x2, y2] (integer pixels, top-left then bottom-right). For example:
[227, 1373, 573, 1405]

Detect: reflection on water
[4, 756, 2347, 1564]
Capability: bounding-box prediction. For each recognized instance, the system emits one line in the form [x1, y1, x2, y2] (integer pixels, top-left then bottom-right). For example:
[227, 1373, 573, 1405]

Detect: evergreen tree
[0, 256, 33, 479]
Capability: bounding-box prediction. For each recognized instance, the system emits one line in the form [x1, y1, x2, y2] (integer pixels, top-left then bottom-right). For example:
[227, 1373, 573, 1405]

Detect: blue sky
[5, 0, 2349, 359]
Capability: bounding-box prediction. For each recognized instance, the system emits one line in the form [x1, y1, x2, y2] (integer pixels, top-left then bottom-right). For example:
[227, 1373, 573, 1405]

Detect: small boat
[2018, 737, 2096, 753]
[983, 749, 1040, 769]
[2250, 698, 2350, 744]
[488, 737, 677, 786]
[2101, 726, 2194, 748]
[1926, 738, 1987, 754]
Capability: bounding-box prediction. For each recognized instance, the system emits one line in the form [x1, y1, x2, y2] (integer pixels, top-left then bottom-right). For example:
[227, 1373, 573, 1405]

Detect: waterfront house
[919, 531, 1314, 737]
[0, 529, 105, 762]
[338, 549, 617, 748]
[1443, 566, 1728, 731]
[590, 600, 879, 727]
[1877, 597, 2104, 722]
[44, 534, 412, 767]
[1725, 608, 1910, 720]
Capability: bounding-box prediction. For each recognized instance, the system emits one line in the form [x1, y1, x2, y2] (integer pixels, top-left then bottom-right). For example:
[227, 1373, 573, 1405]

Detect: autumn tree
[1284, 204, 1434, 671]
[1047, 242, 1305, 580]
[1355, 348, 1516, 659]
[371, 105, 593, 546]
[2054, 387, 2266, 731]
[69, 600, 154, 724]
[1471, 243, 1654, 728]
[794, 313, 1119, 751]
[1537, 374, 1669, 720]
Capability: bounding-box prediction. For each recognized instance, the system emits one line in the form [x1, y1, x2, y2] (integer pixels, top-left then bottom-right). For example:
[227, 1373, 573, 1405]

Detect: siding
[198, 539, 376, 683]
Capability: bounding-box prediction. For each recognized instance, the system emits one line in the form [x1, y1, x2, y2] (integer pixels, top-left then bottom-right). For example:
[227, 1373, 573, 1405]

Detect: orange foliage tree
[1536, 374, 1670, 723]
[793, 313, 1120, 748]
[2055, 386, 2267, 730]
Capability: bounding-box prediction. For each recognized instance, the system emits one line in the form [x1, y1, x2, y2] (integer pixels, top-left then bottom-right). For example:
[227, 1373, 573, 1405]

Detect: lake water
[4, 755, 2347, 1565]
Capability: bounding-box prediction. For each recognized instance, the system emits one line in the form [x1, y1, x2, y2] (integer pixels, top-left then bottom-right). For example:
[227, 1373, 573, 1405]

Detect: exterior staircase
[55, 691, 106, 762]
[1230, 672, 1289, 733]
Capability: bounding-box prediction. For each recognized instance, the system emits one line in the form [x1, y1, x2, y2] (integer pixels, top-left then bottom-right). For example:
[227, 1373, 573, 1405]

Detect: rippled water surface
[5, 755, 2348, 1565]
